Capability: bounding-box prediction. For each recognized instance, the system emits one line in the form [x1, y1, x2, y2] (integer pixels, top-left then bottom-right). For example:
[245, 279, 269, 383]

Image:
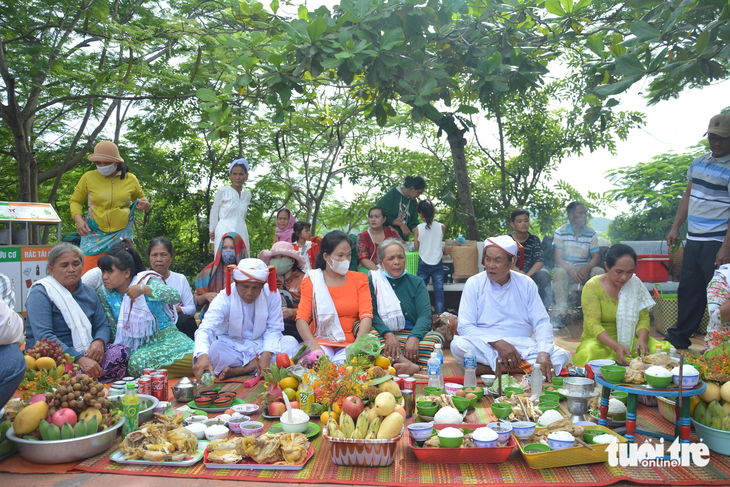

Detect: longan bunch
[48, 374, 111, 416]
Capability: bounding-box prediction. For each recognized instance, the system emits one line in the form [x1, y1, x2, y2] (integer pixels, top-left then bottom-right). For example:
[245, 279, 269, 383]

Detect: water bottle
[434, 343, 444, 364]
[428, 352, 441, 389]
[669, 348, 679, 360]
[122, 383, 140, 438]
[200, 371, 214, 387]
[530, 363, 543, 399]
[463, 347, 477, 388]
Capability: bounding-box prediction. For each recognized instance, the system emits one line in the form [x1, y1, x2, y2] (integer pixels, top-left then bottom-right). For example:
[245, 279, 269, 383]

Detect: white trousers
[320, 345, 347, 364]
[450, 336, 572, 376]
[208, 335, 300, 375]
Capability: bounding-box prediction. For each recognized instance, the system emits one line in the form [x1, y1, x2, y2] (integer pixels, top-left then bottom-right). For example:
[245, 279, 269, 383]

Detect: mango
[377, 379, 401, 398]
[377, 411, 404, 439]
[24, 355, 37, 371]
[13, 401, 49, 436]
[374, 392, 396, 417]
[35, 357, 56, 371]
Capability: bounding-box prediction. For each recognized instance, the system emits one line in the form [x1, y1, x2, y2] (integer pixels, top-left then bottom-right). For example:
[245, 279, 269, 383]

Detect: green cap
[127, 383, 135, 389]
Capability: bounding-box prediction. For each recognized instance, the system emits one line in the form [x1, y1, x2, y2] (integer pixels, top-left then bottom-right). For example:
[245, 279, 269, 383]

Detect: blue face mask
[383, 268, 408, 280]
[221, 250, 237, 265]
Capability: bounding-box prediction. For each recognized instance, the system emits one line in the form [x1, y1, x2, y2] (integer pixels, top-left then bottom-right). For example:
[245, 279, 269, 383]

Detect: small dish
[280, 418, 309, 433]
[231, 403, 260, 415]
[611, 391, 628, 404]
[645, 373, 672, 389]
[589, 359, 616, 379]
[204, 424, 229, 441]
[200, 391, 218, 397]
[481, 374, 496, 388]
[226, 415, 252, 434]
[538, 400, 559, 413]
[213, 397, 233, 408]
[523, 442, 551, 454]
[487, 422, 512, 443]
[423, 386, 443, 396]
[408, 423, 434, 442]
[540, 392, 562, 403]
[267, 422, 321, 438]
[600, 365, 626, 384]
[504, 387, 524, 398]
[451, 395, 470, 412]
[437, 430, 464, 448]
[512, 421, 536, 440]
[203, 418, 227, 428]
[239, 421, 264, 437]
[673, 372, 699, 389]
[473, 437, 497, 447]
[185, 415, 208, 425]
[184, 422, 207, 440]
[491, 403, 512, 420]
[444, 383, 463, 395]
[551, 377, 564, 388]
[417, 400, 439, 417]
[194, 397, 213, 407]
[582, 430, 603, 444]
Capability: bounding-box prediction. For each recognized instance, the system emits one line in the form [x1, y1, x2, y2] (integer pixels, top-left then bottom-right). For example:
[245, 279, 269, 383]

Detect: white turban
[229, 158, 249, 174]
[484, 235, 518, 256]
[232, 258, 268, 283]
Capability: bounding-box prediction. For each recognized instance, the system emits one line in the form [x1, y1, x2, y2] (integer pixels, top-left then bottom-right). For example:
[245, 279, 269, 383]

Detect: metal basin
[563, 377, 596, 395]
[7, 418, 125, 464]
[107, 394, 158, 424]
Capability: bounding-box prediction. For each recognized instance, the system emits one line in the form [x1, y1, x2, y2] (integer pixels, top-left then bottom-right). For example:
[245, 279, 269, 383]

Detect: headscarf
[483, 235, 524, 266]
[224, 259, 276, 340]
[195, 233, 247, 308]
[229, 158, 249, 174]
[275, 208, 295, 243]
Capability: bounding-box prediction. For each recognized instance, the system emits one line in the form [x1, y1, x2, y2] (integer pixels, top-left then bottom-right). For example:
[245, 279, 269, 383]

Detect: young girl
[274, 208, 294, 243]
[209, 159, 251, 257]
[413, 200, 445, 315]
[292, 221, 317, 273]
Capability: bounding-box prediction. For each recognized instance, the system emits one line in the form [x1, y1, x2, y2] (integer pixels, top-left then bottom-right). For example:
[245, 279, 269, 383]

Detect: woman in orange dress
[295, 230, 373, 363]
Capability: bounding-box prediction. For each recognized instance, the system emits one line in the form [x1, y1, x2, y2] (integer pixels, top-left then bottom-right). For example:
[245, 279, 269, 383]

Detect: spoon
[282, 390, 293, 423]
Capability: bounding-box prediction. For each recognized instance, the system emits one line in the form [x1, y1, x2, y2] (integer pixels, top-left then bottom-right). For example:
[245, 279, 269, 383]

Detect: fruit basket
[323, 425, 403, 467]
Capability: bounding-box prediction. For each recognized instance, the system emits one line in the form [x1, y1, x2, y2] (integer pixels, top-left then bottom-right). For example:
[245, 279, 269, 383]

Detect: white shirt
[0, 299, 24, 346]
[457, 270, 554, 358]
[416, 221, 444, 265]
[165, 271, 196, 316]
[193, 288, 284, 359]
[209, 185, 251, 254]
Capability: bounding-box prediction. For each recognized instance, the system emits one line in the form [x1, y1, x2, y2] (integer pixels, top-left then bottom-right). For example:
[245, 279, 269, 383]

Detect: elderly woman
[356, 206, 403, 273]
[196, 232, 247, 314]
[574, 244, 670, 367]
[25, 243, 129, 382]
[368, 239, 444, 375]
[296, 231, 374, 364]
[147, 237, 197, 340]
[258, 241, 306, 341]
[98, 243, 193, 377]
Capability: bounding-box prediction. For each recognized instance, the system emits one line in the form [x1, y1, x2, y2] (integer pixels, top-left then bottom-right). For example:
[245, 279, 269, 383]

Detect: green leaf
[423, 104, 442, 121]
[545, 0, 566, 16]
[420, 77, 438, 95]
[486, 51, 502, 73]
[561, 0, 573, 14]
[270, 0, 279, 14]
[457, 105, 479, 114]
[629, 20, 661, 41]
[615, 53, 645, 76]
[380, 28, 405, 51]
[269, 53, 285, 67]
[575, 0, 591, 11]
[307, 17, 327, 42]
[297, 5, 308, 19]
[594, 75, 641, 96]
[240, 1, 250, 15]
[196, 88, 218, 102]
[320, 57, 345, 69]
[695, 29, 709, 55]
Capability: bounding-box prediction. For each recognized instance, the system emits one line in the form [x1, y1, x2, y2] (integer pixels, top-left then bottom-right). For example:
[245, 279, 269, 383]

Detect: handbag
[652, 285, 708, 335]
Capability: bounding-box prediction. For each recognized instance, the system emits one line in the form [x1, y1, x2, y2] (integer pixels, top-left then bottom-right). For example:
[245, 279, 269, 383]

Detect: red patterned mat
[72, 382, 730, 486]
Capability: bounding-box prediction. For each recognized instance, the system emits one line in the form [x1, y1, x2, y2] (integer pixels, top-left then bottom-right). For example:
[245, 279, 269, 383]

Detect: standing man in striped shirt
[551, 201, 605, 327]
[666, 113, 730, 349]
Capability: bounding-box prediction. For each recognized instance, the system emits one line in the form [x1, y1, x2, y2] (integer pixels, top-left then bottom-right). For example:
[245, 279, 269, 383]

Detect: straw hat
[258, 241, 305, 268]
[88, 141, 124, 163]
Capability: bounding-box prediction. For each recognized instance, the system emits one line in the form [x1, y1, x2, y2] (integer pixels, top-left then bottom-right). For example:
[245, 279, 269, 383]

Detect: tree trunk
[440, 117, 479, 240]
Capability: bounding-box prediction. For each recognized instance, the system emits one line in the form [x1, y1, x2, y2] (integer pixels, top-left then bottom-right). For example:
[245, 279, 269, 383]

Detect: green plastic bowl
[551, 377, 564, 388]
[451, 395, 470, 412]
[645, 372, 673, 389]
[690, 363, 702, 374]
[423, 386, 443, 396]
[438, 431, 464, 448]
[417, 400, 439, 417]
[540, 393, 562, 403]
[505, 387, 524, 398]
[583, 430, 603, 444]
[538, 400, 560, 412]
[544, 385, 565, 400]
[491, 403, 513, 420]
[462, 386, 484, 401]
[610, 391, 628, 404]
[600, 365, 626, 384]
[523, 442, 551, 454]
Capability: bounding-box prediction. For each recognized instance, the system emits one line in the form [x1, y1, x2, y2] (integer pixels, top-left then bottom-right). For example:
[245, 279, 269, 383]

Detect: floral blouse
[98, 277, 181, 336]
[356, 227, 402, 267]
[706, 271, 730, 353]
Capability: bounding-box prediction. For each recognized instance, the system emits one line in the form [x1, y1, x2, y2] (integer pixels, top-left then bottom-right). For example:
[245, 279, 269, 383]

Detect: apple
[269, 402, 287, 416]
[342, 395, 365, 419]
[51, 408, 77, 429]
[393, 405, 406, 419]
[289, 401, 300, 409]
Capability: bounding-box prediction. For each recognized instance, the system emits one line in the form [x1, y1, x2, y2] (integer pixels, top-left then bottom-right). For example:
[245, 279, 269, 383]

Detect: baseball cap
[705, 114, 730, 138]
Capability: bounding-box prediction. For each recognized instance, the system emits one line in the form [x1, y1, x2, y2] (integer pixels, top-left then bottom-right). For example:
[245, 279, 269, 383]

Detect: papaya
[35, 357, 56, 371]
[13, 401, 49, 436]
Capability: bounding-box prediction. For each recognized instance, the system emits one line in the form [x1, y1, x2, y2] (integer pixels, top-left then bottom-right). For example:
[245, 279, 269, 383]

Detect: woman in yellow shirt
[70, 141, 150, 274]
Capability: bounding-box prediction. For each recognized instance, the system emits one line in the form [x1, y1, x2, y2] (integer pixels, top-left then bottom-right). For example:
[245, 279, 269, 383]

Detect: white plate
[110, 440, 209, 467]
[204, 444, 314, 470]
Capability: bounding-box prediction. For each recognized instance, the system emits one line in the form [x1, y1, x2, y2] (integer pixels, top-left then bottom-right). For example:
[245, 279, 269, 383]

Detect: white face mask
[326, 256, 349, 275]
[97, 164, 117, 176]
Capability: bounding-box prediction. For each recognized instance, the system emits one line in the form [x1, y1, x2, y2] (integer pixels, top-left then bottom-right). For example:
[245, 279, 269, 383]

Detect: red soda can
[143, 368, 156, 377]
[138, 377, 152, 395]
[151, 374, 166, 401]
[403, 377, 416, 392]
[394, 376, 404, 390]
[397, 374, 411, 379]
[156, 369, 169, 400]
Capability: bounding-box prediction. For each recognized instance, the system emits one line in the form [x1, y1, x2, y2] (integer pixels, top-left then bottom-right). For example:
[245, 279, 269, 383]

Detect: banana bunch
[0, 421, 17, 456]
[327, 411, 380, 439]
[24, 367, 71, 382]
[38, 417, 99, 441]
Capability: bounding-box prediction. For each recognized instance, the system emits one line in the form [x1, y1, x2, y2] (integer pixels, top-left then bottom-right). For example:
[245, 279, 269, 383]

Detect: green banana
[355, 411, 370, 438]
[0, 421, 11, 443]
[61, 423, 74, 440]
[26, 369, 36, 380]
[0, 439, 17, 455]
[350, 429, 362, 439]
[341, 413, 355, 438]
[366, 417, 381, 438]
[23, 435, 39, 441]
[38, 419, 51, 441]
[48, 424, 61, 441]
[86, 416, 99, 435]
[74, 420, 87, 438]
[365, 431, 376, 440]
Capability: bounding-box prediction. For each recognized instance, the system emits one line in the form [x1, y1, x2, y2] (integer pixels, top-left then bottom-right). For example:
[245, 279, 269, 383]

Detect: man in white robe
[451, 236, 571, 379]
[193, 258, 299, 380]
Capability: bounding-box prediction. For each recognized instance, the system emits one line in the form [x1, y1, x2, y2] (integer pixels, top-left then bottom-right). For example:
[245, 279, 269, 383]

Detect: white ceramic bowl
[588, 359, 616, 379]
[280, 419, 309, 433]
[203, 418, 227, 428]
[204, 425, 229, 441]
[512, 421, 536, 440]
[547, 433, 575, 450]
[407, 423, 434, 442]
[231, 404, 260, 415]
[185, 415, 208, 426]
[184, 422, 206, 440]
[481, 374, 496, 388]
[239, 421, 264, 437]
[474, 438, 498, 447]
[487, 422, 513, 443]
[673, 372, 700, 389]
[226, 415, 251, 434]
[444, 382, 463, 394]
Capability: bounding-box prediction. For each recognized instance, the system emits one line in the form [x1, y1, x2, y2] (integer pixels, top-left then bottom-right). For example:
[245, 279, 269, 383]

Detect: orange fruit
[374, 356, 391, 369]
[321, 411, 330, 424]
[330, 411, 339, 422]
[279, 376, 299, 390]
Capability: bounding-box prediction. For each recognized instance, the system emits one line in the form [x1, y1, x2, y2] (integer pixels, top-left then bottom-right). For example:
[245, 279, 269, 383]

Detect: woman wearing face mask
[147, 237, 198, 340]
[209, 159, 251, 256]
[295, 231, 373, 364]
[70, 141, 151, 274]
[258, 241, 307, 341]
[357, 206, 402, 273]
[195, 233, 247, 315]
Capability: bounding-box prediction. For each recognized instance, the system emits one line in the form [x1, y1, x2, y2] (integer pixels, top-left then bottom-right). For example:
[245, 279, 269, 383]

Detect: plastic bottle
[122, 383, 140, 438]
[428, 352, 441, 389]
[654, 344, 665, 355]
[669, 348, 679, 360]
[434, 343, 444, 365]
[530, 363, 543, 399]
[463, 347, 477, 388]
[200, 371, 214, 387]
[299, 374, 315, 414]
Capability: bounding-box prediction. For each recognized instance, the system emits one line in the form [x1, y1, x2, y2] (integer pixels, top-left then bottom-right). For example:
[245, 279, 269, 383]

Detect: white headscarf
[370, 269, 405, 331]
[229, 158, 249, 174]
[484, 235, 518, 256]
[31, 277, 93, 353]
[228, 259, 270, 340]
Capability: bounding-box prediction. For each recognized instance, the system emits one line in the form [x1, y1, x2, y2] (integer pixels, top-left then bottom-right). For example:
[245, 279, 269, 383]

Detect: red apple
[51, 408, 77, 429]
[269, 402, 287, 416]
[289, 401, 300, 409]
[393, 405, 406, 419]
[342, 395, 364, 419]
